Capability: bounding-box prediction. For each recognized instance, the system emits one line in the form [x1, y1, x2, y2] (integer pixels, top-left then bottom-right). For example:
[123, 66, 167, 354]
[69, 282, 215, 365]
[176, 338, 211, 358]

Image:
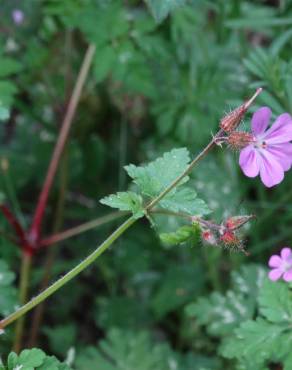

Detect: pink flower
[239, 107, 292, 187]
[268, 247, 292, 282]
[12, 9, 24, 25]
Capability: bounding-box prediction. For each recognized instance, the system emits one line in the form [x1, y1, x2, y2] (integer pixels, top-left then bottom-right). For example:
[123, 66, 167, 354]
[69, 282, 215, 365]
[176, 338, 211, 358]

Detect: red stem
[28, 45, 96, 244]
[0, 204, 31, 253]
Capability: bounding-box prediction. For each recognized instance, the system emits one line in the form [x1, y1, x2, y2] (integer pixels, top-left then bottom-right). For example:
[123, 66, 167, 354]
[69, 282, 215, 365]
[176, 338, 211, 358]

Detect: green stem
[12, 252, 32, 352]
[0, 217, 136, 329]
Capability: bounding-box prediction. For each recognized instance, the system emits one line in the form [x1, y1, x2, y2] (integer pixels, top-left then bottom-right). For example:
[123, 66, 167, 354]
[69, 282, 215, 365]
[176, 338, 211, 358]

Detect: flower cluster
[193, 215, 254, 255]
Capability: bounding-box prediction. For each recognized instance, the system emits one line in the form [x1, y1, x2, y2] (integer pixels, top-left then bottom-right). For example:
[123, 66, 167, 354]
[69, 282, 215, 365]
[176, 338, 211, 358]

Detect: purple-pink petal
[266, 143, 292, 171]
[251, 107, 271, 136]
[259, 150, 284, 187]
[283, 269, 292, 282]
[269, 268, 283, 281]
[268, 255, 282, 268]
[264, 113, 292, 144]
[280, 247, 292, 260]
[239, 146, 260, 178]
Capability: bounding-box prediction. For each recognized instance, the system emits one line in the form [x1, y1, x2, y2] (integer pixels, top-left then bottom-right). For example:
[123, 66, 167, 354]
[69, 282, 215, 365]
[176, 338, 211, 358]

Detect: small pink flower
[12, 9, 24, 25]
[268, 247, 292, 282]
[239, 107, 292, 187]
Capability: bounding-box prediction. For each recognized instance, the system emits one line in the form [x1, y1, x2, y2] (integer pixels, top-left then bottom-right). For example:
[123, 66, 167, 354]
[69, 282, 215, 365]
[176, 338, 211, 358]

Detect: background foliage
[0, 0, 292, 369]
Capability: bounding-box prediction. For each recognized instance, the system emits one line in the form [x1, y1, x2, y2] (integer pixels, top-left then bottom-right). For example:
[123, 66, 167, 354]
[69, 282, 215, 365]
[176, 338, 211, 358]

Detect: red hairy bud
[201, 229, 218, 245]
[225, 215, 255, 230]
[220, 88, 262, 132]
[227, 132, 254, 149]
[220, 230, 240, 246]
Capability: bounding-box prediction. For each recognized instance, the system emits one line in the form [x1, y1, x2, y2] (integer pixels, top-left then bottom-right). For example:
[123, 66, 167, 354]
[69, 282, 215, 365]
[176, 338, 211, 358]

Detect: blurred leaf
[152, 264, 204, 318]
[0, 260, 18, 317]
[220, 319, 283, 365]
[185, 265, 266, 336]
[258, 280, 292, 324]
[144, 0, 187, 22]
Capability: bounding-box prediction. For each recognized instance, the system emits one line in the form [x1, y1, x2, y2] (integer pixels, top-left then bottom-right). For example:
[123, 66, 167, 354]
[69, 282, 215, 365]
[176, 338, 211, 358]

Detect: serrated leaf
[160, 187, 210, 215]
[160, 225, 199, 246]
[185, 265, 266, 336]
[220, 319, 284, 365]
[100, 191, 144, 219]
[6, 349, 72, 370]
[186, 290, 253, 336]
[124, 148, 190, 197]
[144, 0, 187, 22]
[8, 349, 46, 370]
[258, 280, 292, 323]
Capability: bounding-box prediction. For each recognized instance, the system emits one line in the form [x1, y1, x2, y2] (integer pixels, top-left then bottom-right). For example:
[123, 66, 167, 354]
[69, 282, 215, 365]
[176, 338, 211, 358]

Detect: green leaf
[6, 349, 72, 370]
[258, 280, 292, 324]
[144, 0, 187, 22]
[7, 349, 46, 370]
[185, 265, 266, 336]
[160, 225, 199, 246]
[160, 187, 210, 215]
[0, 260, 18, 317]
[100, 191, 144, 219]
[220, 319, 284, 366]
[124, 148, 190, 197]
[0, 104, 9, 121]
[93, 45, 116, 83]
[186, 291, 253, 336]
[151, 264, 204, 318]
[0, 58, 22, 78]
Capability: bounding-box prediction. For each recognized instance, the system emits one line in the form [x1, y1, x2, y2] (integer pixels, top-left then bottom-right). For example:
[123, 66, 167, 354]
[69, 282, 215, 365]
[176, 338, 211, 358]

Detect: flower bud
[201, 229, 218, 245]
[225, 215, 255, 230]
[220, 230, 240, 246]
[220, 88, 262, 132]
[227, 132, 254, 149]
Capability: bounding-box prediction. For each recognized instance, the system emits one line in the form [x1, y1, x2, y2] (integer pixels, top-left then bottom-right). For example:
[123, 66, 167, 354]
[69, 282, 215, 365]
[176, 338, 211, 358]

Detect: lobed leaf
[100, 191, 144, 219]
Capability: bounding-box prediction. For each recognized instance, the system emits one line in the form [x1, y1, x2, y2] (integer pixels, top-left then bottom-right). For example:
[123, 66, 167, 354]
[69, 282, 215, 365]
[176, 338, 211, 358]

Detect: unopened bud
[220, 88, 262, 132]
[202, 229, 218, 245]
[220, 230, 240, 246]
[225, 215, 255, 230]
[227, 132, 254, 149]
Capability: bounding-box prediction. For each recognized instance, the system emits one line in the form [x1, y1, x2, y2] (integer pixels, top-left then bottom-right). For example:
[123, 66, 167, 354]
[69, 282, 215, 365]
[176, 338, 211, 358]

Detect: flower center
[282, 259, 292, 272]
[255, 138, 267, 149]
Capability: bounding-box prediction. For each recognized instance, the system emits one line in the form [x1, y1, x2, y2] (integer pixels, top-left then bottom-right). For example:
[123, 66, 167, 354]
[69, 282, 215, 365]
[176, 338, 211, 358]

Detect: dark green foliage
[0, 0, 292, 369]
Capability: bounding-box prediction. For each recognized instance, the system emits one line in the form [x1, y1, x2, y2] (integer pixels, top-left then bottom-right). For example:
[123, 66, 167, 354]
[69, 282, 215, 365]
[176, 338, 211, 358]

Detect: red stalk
[28, 45, 96, 245]
[0, 204, 32, 254]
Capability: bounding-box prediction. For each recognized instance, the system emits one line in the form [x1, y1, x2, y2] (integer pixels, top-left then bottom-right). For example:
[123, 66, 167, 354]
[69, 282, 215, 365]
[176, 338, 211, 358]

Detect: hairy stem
[0, 217, 136, 330]
[29, 44, 96, 243]
[12, 252, 32, 352]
